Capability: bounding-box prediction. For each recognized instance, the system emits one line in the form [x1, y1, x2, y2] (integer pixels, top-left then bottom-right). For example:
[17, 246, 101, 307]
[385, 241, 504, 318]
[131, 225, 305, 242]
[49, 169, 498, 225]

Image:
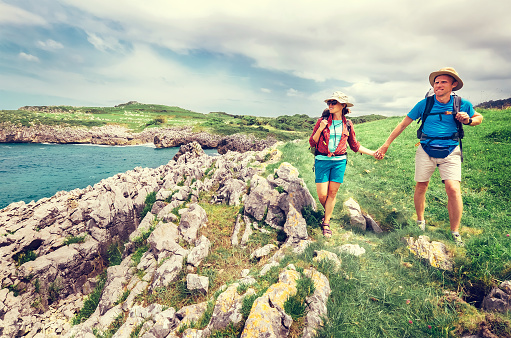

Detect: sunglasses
[326, 100, 339, 106]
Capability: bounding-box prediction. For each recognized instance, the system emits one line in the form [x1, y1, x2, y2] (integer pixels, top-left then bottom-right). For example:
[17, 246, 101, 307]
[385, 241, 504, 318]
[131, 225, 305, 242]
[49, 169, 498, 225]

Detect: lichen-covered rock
[405, 235, 453, 271]
[241, 270, 300, 338]
[313, 250, 341, 271]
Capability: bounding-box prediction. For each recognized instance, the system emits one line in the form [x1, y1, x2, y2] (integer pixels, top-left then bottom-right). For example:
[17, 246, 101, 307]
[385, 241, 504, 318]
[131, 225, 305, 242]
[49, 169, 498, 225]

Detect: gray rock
[338, 244, 366, 257]
[187, 236, 211, 267]
[405, 235, 453, 271]
[482, 280, 511, 313]
[283, 203, 308, 245]
[212, 178, 246, 206]
[250, 244, 277, 260]
[151, 254, 185, 289]
[344, 198, 366, 231]
[178, 204, 208, 244]
[364, 214, 383, 233]
[186, 274, 209, 294]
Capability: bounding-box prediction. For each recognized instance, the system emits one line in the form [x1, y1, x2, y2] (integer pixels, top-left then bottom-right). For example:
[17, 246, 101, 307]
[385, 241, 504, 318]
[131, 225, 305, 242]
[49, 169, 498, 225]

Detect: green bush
[140, 191, 157, 219]
[72, 272, 107, 325]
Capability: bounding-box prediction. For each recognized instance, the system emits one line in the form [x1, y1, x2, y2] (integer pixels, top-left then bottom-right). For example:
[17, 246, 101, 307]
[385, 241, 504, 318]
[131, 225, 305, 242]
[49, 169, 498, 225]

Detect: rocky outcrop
[0, 122, 278, 154]
[0, 123, 158, 145]
[0, 140, 332, 337]
[482, 280, 511, 313]
[405, 235, 454, 271]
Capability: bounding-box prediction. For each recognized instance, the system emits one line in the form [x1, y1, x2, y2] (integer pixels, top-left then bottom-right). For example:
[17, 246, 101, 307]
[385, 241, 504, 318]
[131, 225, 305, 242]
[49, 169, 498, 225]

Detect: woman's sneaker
[417, 220, 426, 231]
[452, 233, 464, 247]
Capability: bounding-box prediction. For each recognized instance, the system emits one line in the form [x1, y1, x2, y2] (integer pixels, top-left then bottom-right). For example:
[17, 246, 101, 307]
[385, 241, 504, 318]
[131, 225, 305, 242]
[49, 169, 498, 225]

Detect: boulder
[343, 198, 366, 231]
[178, 204, 208, 244]
[187, 236, 211, 267]
[405, 235, 453, 271]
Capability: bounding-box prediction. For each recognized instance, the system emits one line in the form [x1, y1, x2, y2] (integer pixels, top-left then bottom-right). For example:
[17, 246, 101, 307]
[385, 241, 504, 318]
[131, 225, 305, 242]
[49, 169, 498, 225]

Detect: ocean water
[0, 143, 218, 209]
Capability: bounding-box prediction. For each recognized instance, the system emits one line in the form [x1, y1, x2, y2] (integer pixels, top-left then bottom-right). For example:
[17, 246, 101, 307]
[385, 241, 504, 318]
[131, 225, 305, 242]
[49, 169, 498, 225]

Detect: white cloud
[18, 52, 39, 62]
[286, 88, 299, 97]
[0, 1, 46, 25]
[2, 0, 511, 116]
[37, 39, 64, 50]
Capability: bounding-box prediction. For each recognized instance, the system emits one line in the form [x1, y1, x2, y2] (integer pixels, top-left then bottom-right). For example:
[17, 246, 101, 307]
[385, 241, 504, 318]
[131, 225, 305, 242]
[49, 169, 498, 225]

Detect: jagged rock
[203, 283, 255, 335]
[217, 133, 277, 154]
[178, 204, 208, 244]
[173, 141, 206, 162]
[212, 178, 246, 206]
[250, 244, 277, 260]
[241, 269, 300, 338]
[147, 222, 182, 259]
[176, 302, 208, 330]
[482, 280, 511, 312]
[182, 329, 204, 338]
[338, 244, 366, 257]
[187, 236, 211, 267]
[151, 254, 185, 289]
[141, 307, 179, 337]
[283, 203, 308, 245]
[260, 261, 280, 276]
[240, 216, 253, 247]
[364, 214, 383, 233]
[186, 274, 209, 294]
[270, 162, 317, 217]
[98, 259, 133, 315]
[344, 198, 366, 231]
[244, 175, 280, 221]
[302, 268, 331, 338]
[231, 214, 242, 247]
[313, 250, 341, 271]
[405, 235, 453, 271]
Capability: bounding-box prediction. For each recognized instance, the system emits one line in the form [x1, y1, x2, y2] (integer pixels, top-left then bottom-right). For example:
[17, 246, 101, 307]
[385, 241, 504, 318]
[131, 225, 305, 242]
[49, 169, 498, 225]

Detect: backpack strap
[417, 94, 465, 162]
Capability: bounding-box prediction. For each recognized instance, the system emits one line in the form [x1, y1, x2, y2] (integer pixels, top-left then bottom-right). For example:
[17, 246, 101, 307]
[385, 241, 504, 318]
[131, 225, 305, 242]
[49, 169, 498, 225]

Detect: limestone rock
[178, 204, 208, 244]
[343, 198, 366, 231]
[405, 235, 453, 271]
[186, 274, 209, 294]
[313, 250, 341, 271]
[338, 244, 366, 257]
[482, 280, 511, 313]
[187, 235, 211, 267]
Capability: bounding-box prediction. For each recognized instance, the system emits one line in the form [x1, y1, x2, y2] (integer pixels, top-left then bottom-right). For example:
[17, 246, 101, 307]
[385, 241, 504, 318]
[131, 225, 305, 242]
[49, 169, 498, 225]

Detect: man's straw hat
[429, 67, 463, 91]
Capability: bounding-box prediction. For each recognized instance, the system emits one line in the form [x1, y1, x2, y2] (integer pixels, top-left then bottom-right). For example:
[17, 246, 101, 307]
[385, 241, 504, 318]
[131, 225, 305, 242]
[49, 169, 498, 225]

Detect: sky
[1, 0, 510, 118]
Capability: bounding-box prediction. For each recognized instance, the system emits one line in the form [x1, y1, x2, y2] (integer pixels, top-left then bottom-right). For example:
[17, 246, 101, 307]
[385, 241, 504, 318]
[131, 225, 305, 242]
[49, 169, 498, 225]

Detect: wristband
[464, 118, 472, 126]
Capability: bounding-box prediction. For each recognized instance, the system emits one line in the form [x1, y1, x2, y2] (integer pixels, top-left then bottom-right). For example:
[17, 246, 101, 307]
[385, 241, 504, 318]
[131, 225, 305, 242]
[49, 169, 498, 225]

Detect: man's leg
[414, 181, 429, 221]
[444, 180, 463, 232]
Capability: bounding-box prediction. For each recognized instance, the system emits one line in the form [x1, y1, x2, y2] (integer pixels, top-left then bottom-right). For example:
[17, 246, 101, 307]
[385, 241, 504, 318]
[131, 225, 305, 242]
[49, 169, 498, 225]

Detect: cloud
[1, 0, 511, 116]
[18, 52, 39, 62]
[37, 39, 64, 50]
[0, 1, 46, 26]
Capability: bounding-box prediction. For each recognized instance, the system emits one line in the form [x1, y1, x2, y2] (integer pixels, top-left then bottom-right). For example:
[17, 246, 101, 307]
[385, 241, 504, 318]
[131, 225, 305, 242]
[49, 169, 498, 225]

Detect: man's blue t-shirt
[407, 95, 475, 147]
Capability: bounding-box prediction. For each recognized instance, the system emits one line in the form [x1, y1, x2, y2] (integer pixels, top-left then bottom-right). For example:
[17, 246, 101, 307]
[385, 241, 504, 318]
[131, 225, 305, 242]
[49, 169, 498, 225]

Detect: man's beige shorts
[415, 145, 462, 182]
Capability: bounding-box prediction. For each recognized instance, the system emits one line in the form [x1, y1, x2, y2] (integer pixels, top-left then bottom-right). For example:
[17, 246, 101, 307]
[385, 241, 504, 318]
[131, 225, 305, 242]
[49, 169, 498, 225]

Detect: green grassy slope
[273, 108, 511, 337]
[0, 103, 387, 141]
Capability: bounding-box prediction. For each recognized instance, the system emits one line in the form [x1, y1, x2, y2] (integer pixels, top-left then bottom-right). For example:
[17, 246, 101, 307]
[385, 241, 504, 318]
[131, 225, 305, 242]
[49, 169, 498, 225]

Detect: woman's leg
[323, 181, 341, 224]
[316, 182, 329, 209]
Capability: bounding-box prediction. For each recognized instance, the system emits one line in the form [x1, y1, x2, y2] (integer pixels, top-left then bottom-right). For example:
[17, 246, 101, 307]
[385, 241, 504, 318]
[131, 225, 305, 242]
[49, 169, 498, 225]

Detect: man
[375, 67, 483, 246]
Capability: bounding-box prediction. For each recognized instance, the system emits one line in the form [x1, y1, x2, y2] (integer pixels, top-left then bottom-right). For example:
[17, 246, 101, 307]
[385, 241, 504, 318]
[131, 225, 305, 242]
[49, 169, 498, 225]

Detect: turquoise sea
[0, 143, 218, 209]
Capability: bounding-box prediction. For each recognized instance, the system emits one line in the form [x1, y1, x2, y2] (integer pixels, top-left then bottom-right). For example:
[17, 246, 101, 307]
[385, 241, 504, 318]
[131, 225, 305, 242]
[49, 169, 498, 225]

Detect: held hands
[374, 145, 388, 160]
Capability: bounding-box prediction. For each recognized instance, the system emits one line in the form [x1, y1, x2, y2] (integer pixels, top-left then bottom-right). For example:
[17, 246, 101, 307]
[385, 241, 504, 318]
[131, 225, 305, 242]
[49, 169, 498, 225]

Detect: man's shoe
[417, 220, 426, 231]
[452, 233, 464, 247]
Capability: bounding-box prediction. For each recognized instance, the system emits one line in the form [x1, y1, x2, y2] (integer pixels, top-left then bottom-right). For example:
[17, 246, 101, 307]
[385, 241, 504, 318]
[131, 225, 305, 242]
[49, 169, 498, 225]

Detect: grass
[269, 108, 511, 337]
[0, 102, 386, 140]
[71, 272, 108, 325]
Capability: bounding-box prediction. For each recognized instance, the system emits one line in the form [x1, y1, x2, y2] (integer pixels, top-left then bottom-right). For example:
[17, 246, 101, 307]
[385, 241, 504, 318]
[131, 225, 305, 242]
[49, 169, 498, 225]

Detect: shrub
[140, 191, 157, 219]
[72, 272, 107, 325]
[63, 235, 86, 245]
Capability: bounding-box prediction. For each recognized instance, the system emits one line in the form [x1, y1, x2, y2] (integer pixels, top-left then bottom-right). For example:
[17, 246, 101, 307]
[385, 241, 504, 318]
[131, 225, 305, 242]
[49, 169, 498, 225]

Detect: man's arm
[456, 111, 483, 126]
[375, 116, 414, 159]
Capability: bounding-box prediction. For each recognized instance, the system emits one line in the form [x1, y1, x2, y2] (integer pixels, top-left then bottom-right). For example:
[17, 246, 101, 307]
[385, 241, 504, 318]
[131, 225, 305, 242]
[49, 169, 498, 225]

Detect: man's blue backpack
[416, 91, 465, 161]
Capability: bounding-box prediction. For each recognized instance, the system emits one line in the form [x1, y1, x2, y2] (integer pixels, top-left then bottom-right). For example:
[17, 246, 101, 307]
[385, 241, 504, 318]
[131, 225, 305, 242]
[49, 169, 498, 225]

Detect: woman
[309, 91, 377, 237]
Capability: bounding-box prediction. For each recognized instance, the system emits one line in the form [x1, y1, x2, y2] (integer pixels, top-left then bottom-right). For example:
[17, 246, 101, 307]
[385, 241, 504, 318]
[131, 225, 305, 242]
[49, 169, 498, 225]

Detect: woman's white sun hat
[324, 91, 354, 107]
